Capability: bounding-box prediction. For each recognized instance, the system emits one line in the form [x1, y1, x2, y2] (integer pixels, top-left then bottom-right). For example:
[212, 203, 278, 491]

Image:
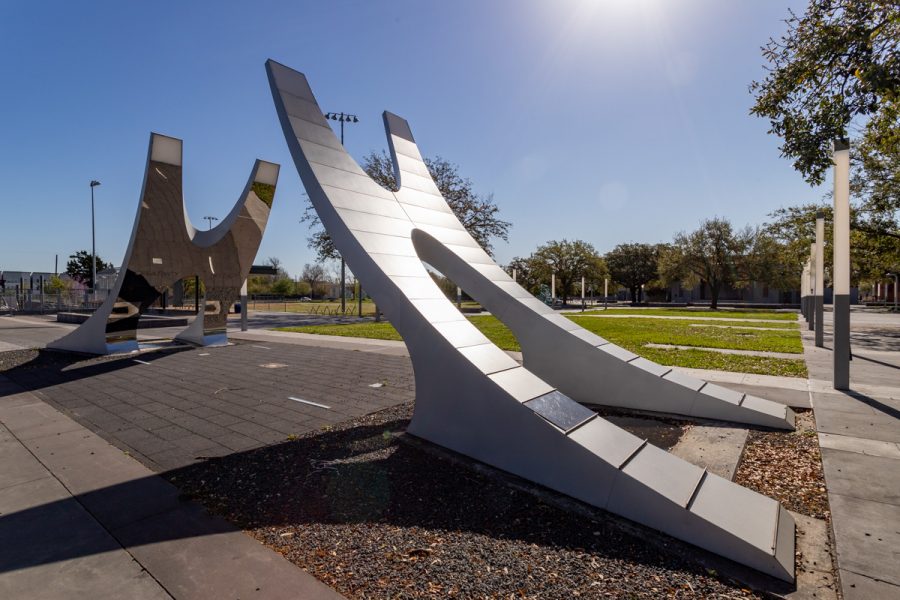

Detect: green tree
[505, 255, 543, 296]
[301, 263, 326, 299]
[45, 275, 69, 293]
[766, 203, 900, 287]
[65, 250, 111, 288]
[605, 243, 659, 304]
[750, 0, 900, 185]
[661, 218, 756, 309]
[531, 239, 607, 305]
[271, 278, 295, 296]
[302, 152, 511, 260]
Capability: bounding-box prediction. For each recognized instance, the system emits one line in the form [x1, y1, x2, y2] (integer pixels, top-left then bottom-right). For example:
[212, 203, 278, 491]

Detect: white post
[604, 278, 608, 310]
[833, 139, 851, 390]
[808, 243, 816, 332]
[456, 286, 462, 309]
[581, 276, 585, 311]
[512, 268, 517, 282]
[551, 273, 556, 305]
[814, 212, 825, 346]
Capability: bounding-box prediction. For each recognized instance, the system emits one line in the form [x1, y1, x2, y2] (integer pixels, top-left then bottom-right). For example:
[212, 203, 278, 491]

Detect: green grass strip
[275, 313, 807, 378]
[578, 307, 798, 320]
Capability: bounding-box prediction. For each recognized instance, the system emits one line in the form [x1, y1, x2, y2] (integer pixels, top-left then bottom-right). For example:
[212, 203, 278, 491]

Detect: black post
[194, 276, 200, 314]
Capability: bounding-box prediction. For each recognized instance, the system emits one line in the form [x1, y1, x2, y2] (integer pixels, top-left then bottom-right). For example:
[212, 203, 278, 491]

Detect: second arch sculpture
[267, 59, 795, 581]
[49, 133, 279, 354]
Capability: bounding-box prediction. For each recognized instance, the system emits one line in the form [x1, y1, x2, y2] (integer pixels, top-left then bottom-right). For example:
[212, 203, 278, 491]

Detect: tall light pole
[89, 180, 101, 297]
[203, 215, 219, 230]
[832, 139, 851, 390]
[324, 111, 359, 312]
[814, 211, 825, 346]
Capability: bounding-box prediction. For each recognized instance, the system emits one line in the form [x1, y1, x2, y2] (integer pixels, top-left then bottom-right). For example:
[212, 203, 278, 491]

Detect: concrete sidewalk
[803, 311, 900, 599]
[0, 374, 344, 600]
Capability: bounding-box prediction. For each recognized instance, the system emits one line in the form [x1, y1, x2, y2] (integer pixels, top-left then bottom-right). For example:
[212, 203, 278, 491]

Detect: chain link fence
[1, 289, 111, 315]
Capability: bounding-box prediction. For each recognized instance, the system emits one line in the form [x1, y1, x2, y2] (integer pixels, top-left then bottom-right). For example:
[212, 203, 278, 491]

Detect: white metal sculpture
[267, 60, 794, 581]
[49, 133, 278, 354]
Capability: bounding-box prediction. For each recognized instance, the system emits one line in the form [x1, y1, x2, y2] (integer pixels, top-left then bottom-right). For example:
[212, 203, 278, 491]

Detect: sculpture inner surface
[266, 59, 795, 581]
[50, 133, 278, 354]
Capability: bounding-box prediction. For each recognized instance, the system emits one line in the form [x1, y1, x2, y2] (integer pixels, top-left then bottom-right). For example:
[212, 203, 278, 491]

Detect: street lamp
[324, 111, 359, 313]
[203, 215, 219, 230]
[89, 180, 101, 297]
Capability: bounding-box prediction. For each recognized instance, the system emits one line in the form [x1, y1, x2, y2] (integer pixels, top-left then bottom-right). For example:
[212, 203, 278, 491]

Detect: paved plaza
[802, 309, 900, 599]
[0, 309, 898, 598]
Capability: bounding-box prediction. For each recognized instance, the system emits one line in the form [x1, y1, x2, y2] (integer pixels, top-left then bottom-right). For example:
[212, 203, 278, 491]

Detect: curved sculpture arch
[266, 60, 794, 581]
[50, 133, 279, 354]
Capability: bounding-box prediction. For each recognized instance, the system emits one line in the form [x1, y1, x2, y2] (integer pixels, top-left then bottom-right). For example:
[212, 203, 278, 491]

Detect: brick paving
[4, 341, 414, 471]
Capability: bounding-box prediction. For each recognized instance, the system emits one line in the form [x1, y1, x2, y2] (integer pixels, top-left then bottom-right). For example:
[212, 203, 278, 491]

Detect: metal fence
[1, 289, 111, 315]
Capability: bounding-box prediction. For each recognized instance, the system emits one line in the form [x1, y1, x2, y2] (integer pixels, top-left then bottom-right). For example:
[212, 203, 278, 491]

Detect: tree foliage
[65, 250, 111, 288]
[505, 255, 543, 296]
[605, 243, 660, 304]
[302, 151, 511, 260]
[766, 202, 900, 286]
[301, 263, 327, 298]
[750, 0, 900, 185]
[530, 239, 607, 305]
[661, 218, 782, 309]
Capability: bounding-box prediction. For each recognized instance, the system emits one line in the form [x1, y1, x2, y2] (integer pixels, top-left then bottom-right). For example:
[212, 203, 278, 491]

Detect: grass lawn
[566, 316, 803, 354]
[275, 313, 807, 378]
[249, 300, 483, 316]
[578, 307, 798, 321]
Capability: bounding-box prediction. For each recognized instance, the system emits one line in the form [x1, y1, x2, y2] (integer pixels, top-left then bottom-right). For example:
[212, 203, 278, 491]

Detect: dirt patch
[734, 410, 829, 520]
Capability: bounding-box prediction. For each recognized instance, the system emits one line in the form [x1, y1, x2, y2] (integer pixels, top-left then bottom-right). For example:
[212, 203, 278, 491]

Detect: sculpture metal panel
[266, 60, 795, 581]
[50, 133, 278, 354]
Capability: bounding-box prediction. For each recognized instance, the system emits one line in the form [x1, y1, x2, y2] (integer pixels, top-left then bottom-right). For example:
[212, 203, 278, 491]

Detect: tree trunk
[710, 284, 720, 309]
[630, 285, 638, 305]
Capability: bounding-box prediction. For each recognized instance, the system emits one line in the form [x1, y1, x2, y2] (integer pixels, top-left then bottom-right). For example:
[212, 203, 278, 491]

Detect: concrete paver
[0, 377, 344, 600]
[803, 309, 900, 599]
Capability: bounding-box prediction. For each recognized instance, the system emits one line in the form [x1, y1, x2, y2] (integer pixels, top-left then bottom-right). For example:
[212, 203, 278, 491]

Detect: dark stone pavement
[4, 340, 414, 472]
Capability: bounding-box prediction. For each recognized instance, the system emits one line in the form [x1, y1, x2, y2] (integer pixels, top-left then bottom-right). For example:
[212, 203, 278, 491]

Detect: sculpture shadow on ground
[0, 348, 192, 399]
[0, 412, 795, 596]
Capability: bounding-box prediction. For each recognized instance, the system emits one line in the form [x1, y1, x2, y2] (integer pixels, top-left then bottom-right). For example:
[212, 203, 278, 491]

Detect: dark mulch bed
[734, 410, 829, 520]
[0, 348, 40, 372]
[166, 402, 764, 599]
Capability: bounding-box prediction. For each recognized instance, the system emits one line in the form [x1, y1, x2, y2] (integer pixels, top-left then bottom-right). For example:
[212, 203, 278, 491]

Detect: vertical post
[91, 185, 96, 298]
[815, 212, 825, 346]
[551, 273, 556, 305]
[357, 281, 363, 318]
[894, 273, 900, 312]
[40, 276, 44, 315]
[808, 243, 816, 332]
[240, 279, 248, 331]
[194, 276, 200, 315]
[581, 276, 585, 312]
[512, 268, 517, 282]
[456, 286, 462, 309]
[801, 262, 809, 321]
[340, 258, 346, 313]
[832, 139, 851, 390]
[604, 278, 608, 310]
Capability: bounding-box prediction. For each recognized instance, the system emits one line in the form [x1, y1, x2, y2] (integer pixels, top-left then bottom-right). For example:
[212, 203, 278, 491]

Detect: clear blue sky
[0, 0, 819, 279]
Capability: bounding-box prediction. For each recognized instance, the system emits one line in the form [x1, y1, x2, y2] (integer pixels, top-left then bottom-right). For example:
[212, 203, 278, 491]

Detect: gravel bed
[734, 410, 829, 520]
[167, 403, 764, 599]
[0, 348, 40, 372]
